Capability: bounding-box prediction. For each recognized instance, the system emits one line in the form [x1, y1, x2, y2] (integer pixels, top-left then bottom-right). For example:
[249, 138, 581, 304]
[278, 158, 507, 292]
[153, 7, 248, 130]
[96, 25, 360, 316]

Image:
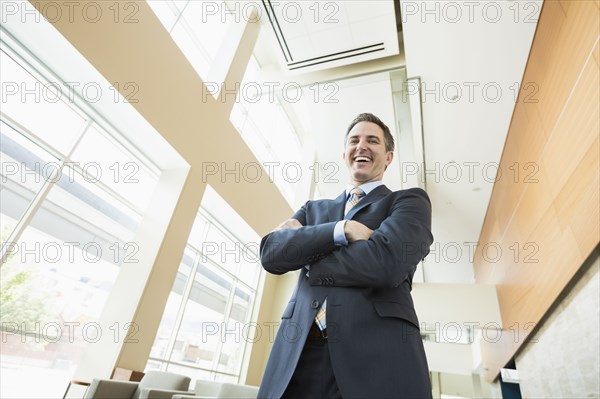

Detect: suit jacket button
[311, 300, 319, 309]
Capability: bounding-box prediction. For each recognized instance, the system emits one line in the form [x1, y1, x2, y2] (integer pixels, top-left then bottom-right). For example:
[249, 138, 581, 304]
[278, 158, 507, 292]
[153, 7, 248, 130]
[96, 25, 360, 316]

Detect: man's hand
[344, 220, 373, 242]
[272, 218, 302, 232]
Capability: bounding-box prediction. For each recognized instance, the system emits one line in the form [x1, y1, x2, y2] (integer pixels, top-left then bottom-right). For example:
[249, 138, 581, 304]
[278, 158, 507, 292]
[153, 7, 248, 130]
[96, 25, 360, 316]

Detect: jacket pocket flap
[373, 301, 419, 328]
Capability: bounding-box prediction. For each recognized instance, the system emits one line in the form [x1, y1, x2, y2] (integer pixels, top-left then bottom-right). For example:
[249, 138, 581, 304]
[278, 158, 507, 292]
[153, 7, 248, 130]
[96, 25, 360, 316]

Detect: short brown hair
[345, 113, 395, 152]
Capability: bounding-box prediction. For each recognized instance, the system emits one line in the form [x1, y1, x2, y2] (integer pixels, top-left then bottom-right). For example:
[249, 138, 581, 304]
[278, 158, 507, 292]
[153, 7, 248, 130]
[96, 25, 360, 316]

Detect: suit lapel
[345, 185, 391, 220]
[328, 191, 347, 222]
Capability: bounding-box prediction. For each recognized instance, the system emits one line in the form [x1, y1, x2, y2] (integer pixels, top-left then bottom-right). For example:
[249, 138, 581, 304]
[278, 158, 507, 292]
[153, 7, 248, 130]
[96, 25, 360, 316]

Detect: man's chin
[352, 165, 371, 175]
[351, 173, 372, 184]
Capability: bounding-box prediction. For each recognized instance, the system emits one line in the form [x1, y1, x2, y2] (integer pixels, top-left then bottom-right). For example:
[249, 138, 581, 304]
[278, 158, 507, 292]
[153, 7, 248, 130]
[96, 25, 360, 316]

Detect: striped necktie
[314, 187, 365, 333]
[344, 187, 365, 215]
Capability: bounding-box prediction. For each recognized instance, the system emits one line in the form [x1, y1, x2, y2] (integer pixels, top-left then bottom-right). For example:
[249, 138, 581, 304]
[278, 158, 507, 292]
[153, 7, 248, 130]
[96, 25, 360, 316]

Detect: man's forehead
[348, 121, 384, 137]
[347, 132, 382, 140]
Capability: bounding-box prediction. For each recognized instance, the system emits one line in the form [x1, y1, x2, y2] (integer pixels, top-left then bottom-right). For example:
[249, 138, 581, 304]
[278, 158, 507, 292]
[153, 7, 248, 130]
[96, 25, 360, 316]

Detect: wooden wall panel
[535, 1, 599, 134]
[555, 137, 600, 255]
[474, 0, 600, 382]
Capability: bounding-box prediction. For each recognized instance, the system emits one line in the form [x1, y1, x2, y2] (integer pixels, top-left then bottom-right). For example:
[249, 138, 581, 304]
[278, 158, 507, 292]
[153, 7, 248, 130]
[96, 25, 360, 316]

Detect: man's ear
[385, 151, 394, 166]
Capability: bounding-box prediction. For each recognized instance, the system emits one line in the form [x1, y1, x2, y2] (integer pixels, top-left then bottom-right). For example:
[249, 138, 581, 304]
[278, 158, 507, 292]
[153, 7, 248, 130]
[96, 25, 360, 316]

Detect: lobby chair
[214, 383, 258, 399]
[83, 370, 191, 399]
[172, 381, 258, 399]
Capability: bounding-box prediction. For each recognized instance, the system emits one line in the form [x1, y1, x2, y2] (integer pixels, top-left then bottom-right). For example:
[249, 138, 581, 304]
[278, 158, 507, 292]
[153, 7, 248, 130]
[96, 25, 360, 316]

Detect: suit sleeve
[308, 188, 433, 288]
[260, 201, 338, 275]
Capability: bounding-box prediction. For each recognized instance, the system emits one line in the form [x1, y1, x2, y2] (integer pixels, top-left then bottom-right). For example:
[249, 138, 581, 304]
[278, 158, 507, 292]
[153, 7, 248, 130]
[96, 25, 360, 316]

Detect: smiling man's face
[343, 121, 394, 186]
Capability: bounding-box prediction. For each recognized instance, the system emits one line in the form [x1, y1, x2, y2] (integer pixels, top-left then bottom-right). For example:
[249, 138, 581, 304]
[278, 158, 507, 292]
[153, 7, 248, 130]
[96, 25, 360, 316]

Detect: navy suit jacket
[258, 186, 434, 399]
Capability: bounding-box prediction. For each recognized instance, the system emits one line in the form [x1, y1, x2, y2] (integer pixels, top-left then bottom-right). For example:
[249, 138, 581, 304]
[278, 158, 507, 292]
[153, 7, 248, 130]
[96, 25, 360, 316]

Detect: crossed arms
[260, 188, 433, 288]
[273, 218, 374, 242]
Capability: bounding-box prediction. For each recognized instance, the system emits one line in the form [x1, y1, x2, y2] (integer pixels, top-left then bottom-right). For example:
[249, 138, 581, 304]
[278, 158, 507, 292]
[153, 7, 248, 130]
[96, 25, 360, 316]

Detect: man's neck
[346, 180, 383, 196]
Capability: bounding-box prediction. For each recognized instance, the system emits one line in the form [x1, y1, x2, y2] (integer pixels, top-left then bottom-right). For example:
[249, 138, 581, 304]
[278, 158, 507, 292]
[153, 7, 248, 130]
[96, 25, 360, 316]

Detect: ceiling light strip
[287, 43, 385, 67]
[261, 0, 293, 62]
[288, 47, 385, 71]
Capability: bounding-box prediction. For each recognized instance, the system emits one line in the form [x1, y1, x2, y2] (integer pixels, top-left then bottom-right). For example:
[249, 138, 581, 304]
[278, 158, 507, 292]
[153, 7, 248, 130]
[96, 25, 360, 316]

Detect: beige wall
[516, 249, 599, 398]
[244, 271, 300, 386]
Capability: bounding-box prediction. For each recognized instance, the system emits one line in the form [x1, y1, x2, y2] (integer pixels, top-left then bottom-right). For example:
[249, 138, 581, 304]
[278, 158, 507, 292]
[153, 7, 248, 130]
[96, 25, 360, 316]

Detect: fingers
[345, 220, 374, 242]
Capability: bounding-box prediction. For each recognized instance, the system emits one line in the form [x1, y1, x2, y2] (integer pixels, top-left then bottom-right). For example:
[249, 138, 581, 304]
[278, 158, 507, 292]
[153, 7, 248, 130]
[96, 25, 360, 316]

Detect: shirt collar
[345, 180, 384, 197]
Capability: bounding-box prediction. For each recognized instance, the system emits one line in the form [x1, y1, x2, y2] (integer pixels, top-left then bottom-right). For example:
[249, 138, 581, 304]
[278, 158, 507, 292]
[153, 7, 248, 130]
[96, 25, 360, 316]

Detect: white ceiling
[254, 0, 542, 283]
[401, 0, 542, 283]
[259, 0, 398, 72]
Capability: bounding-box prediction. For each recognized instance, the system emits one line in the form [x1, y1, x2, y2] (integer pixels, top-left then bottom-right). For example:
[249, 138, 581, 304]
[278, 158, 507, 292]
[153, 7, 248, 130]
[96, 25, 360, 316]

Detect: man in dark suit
[258, 113, 433, 399]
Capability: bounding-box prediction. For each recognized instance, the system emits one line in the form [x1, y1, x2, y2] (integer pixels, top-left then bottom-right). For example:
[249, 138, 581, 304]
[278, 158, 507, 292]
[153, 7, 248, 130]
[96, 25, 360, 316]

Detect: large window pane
[0, 50, 86, 154]
[0, 123, 59, 243]
[70, 125, 158, 213]
[217, 285, 252, 375]
[187, 213, 209, 251]
[204, 225, 240, 276]
[0, 197, 122, 398]
[236, 248, 259, 288]
[151, 0, 232, 82]
[169, 264, 232, 369]
[40, 164, 141, 243]
[231, 57, 302, 206]
[150, 249, 195, 360]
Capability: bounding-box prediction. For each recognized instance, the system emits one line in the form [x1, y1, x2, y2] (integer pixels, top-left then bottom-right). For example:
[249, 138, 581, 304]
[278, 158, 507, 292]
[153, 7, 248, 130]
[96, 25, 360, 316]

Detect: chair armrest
[171, 396, 213, 399]
[84, 379, 139, 398]
[140, 388, 196, 399]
